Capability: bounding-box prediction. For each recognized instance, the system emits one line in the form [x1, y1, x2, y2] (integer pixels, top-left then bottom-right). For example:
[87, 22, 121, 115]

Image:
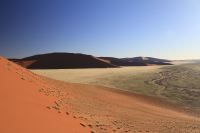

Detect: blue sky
[0, 0, 200, 59]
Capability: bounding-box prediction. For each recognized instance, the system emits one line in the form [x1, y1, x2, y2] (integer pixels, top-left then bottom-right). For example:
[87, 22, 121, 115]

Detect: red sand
[0, 57, 90, 133]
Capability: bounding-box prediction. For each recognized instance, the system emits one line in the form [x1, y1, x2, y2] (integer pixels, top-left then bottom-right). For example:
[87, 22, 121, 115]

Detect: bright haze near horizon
[0, 0, 200, 60]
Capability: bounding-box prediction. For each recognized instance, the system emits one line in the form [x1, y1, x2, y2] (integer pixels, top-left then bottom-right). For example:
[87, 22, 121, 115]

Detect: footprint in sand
[80, 123, 86, 127]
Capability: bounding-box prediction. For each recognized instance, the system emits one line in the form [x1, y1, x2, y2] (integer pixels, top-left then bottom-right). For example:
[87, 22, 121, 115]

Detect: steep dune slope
[0, 57, 90, 133]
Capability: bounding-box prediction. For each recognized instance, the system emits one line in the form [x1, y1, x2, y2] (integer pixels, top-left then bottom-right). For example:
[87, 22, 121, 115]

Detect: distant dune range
[122, 57, 172, 65]
[99, 57, 147, 66]
[1, 56, 200, 133]
[10, 53, 172, 69]
[99, 57, 172, 66]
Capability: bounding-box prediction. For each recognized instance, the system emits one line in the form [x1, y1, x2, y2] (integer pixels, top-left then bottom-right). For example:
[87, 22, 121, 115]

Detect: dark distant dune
[10, 53, 117, 69]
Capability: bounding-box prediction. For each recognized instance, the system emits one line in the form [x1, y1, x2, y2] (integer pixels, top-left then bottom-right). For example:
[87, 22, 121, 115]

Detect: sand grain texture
[50, 81, 200, 133]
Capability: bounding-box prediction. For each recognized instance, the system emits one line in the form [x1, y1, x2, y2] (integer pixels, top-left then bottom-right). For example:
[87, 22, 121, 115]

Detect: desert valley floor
[1, 57, 200, 133]
[33, 62, 200, 114]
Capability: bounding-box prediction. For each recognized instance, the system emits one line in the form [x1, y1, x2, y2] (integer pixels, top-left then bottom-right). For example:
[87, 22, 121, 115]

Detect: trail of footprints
[39, 85, 155, 133]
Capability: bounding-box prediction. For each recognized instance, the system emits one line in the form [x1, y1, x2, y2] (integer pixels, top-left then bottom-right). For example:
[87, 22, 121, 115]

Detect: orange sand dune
[1, 56, 200, 133]
[0, 57, 90, 133]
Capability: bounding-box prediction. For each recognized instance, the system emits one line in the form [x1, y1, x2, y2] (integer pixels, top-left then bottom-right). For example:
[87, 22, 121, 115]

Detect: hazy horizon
[1, 0, 200, 60]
